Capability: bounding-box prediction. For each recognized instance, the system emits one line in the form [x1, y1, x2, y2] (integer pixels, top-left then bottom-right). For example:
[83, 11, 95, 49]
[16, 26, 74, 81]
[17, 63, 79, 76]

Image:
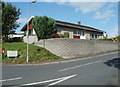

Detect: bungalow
[21, 16, 105, 43]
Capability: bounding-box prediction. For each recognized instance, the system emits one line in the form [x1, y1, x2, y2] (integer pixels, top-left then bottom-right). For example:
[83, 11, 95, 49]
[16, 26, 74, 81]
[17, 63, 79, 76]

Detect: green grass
[2, 42, 62, 64]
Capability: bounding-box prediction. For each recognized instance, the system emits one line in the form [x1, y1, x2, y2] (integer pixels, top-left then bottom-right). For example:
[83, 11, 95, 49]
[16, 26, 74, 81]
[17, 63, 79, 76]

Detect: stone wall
[34, 38, 118, 58]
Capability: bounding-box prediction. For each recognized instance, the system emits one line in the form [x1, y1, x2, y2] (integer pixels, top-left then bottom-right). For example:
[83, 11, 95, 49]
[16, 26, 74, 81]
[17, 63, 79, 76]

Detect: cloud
[35, 0, 107, 13]
[93, 3, 116, 24]
[107, 26, 118, 37]
[66, 2, 106, 13]
[17, 18, 28, 23]
[54, 2, 106, 13]
[94, 10, 115, 19]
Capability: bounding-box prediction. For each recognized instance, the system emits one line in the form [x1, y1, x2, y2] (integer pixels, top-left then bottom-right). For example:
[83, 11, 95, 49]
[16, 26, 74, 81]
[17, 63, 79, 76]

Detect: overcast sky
[5, 0, 119, 37]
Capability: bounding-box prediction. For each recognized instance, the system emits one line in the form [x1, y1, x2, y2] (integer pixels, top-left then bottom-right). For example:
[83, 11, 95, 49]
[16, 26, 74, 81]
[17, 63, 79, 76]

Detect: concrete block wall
[35, 38, 118, 58]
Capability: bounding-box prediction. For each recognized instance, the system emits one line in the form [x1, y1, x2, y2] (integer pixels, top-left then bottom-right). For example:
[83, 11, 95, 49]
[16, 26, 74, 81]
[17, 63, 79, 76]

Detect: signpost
[7, 51, 18, 58]
[2, 48, 5, 54]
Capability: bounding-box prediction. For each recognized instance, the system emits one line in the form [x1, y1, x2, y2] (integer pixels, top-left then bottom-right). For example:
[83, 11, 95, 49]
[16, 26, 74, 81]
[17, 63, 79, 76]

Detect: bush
[98, 36, 109, 41]
[59, 34, 64, 38]
[116, 36, 120, 41]
[7, 37, 23, 42]
[3, 37, 23, 42]
[64, 32, 69, 38]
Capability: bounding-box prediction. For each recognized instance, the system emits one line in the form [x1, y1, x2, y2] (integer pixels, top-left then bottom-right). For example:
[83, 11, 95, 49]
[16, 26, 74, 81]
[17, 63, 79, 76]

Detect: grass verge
[2, 42, 62, 64]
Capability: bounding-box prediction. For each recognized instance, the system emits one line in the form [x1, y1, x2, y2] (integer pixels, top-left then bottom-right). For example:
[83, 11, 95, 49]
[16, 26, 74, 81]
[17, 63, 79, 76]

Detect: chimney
[78, 21, 81, 25]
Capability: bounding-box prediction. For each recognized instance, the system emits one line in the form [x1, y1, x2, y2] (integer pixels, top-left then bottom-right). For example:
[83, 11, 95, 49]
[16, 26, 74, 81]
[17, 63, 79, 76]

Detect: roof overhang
[56, 20, 105, 33]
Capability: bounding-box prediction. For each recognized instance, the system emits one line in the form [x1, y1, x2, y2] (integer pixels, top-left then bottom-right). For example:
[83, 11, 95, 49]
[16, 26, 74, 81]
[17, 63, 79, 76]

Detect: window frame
[73, 29, 81, 36]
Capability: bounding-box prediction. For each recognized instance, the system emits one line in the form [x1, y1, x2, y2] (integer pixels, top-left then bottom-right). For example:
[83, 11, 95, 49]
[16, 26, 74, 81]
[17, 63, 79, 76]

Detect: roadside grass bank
[2, 42, 62, 64]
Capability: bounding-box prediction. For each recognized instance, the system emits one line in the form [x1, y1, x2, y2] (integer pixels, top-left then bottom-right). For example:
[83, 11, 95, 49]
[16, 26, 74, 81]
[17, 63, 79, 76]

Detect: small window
[74, 29, 81, 35]
[28, 30, 33, 35]
[92, 33, 94, 38]
[95, 33, 97, 39]
[97, 34, 99, 39]
[81, 30, 84, 36]
[57, 28, 61, 33]
[74, 29, 78, 35]
[78, 30, 81, 35]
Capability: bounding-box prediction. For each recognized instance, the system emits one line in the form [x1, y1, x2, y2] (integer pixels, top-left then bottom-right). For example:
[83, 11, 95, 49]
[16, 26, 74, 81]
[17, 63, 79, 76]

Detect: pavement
[2, 52, 119, 87]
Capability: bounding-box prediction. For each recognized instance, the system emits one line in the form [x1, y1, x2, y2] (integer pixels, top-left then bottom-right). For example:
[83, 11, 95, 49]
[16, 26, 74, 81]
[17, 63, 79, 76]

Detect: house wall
[33, 28, 36, 35]
[23, 36, 38, 44]
[57, 26, 103, 39]
[56, 26, 73, 38]
[35, 38, 118, 59]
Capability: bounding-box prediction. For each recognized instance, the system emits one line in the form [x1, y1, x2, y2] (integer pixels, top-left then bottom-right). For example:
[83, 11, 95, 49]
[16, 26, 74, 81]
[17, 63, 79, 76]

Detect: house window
[91, 32, 98, 39]
[28, 30, 33, 35]
[74, 29, 81, 35]
[57, 27, 61, 33]
[81, 30, 84, 36]
[97, 34, 99, 39]
[92, 33, 94, 38]
[95, 33, 97, 39]
[74, 29, 77, 35]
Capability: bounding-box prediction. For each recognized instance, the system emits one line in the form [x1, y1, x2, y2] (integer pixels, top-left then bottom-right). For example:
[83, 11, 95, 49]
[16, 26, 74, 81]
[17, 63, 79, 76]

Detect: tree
[32, 16, 57, 40]
[2, 2, 21, 38]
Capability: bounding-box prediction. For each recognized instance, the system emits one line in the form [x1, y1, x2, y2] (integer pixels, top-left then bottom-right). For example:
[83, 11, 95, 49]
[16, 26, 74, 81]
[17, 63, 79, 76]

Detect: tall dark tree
[2, 2, 21, 38]
[32, 16, 57, 40]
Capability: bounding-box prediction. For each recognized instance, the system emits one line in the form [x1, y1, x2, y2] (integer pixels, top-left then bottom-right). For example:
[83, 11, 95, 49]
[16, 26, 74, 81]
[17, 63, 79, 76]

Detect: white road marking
[59, 60, 103, 72]
[0, 77, 22, 82]
[47, 74, 76, 86]
[19, 74, 77, 86]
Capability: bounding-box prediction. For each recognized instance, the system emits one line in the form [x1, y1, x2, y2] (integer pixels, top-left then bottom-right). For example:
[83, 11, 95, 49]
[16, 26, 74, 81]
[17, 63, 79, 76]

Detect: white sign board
[7, 51, 18, 58]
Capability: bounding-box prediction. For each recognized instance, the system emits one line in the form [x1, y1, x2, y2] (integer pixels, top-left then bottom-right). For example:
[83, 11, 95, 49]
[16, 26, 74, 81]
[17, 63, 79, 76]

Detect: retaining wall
[34, 38, 118, 58]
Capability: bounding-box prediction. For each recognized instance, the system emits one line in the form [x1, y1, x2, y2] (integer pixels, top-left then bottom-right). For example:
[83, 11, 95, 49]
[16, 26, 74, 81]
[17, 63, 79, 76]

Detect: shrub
[98, 36, 109, 41]
[116, 36, 120, 41]
[7, 37, 23, 42]
[59, 34, 64, 38]
[64, 32, 69, 38]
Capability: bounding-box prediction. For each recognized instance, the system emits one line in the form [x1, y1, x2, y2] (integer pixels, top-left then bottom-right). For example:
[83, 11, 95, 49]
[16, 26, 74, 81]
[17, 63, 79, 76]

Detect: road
[2, 52, 119, 87]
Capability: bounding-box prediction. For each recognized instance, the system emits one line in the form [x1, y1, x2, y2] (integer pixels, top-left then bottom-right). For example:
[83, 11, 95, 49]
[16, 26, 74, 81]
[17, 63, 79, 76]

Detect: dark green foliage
[32, 16, 57, 40]
[64, 32, 69, 38]
[2, 2, 21, 37]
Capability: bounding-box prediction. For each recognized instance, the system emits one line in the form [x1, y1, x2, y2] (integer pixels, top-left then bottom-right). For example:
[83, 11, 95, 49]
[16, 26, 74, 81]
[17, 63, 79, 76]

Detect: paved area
[2, 52, 119, 87]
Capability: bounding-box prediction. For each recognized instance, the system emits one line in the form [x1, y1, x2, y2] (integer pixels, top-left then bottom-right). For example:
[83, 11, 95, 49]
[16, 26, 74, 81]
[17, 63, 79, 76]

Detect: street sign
[7, 51, 18, 58]
[2, 48, 5, 54]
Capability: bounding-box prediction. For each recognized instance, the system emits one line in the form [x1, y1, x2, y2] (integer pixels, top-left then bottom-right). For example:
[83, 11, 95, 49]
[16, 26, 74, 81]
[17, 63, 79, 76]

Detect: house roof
[21, 16, 105, 33]
[56, 20, 105, 33]
[21, 16, 34, 31]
